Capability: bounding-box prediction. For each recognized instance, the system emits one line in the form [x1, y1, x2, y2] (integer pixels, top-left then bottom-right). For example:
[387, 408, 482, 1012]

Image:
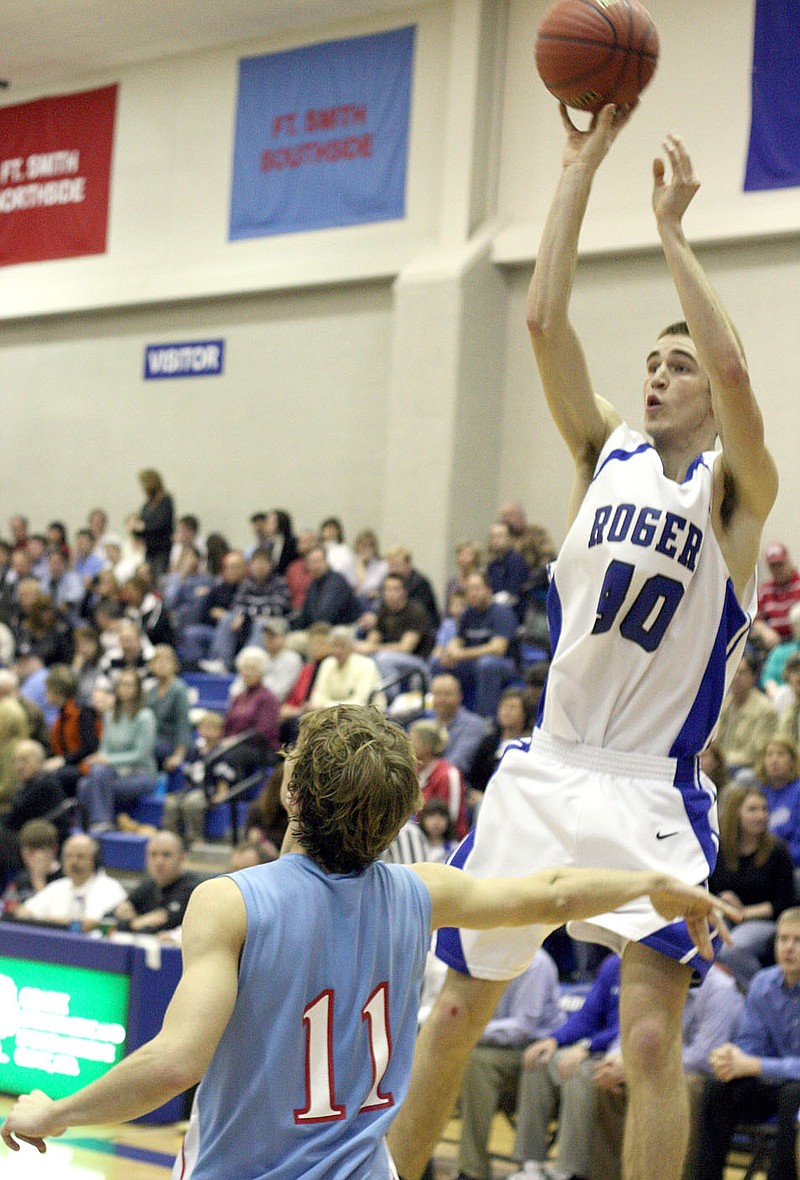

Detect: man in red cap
[752, 543, 800, 651]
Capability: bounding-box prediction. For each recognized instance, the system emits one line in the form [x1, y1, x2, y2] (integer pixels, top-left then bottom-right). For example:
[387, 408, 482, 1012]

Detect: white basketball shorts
[435, 728, 719, 982]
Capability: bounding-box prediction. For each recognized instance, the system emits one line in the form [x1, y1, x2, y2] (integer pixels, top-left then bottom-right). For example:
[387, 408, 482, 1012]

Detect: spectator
[77, 668, 158, 832]
[108, 831, 201, 936]
[761, 601, 800, 701]
[430, 673, 487, 780]
[46, 522, 70, 554]
[356, 573, 434, 694]
[243, 762, 288, 856]
[382, 817, 431, 866]
[244, 511, 270, 560]
[284, 529, 317, 613]
[14, 592, 73, 675]
[752, 542, 800, 653]
[81, 567, 123, 637]
[410, 719, 468, 839]
[470, 687, 535, 796]
[696, 909, 800, 1180]
[499, 501, 528, 542]
[101, 531, 141, 584]
[213, 547, 291, 670]
[0, 819, 61, 907]
[98, 618, 154, 690]
[259, 617, 302, 703]
[221, 646, 280, 776]
[352, 528, 389, 611]
[446, 540, 482, 601]
[457, 949, 563, 1180]
[43, 664, 100, 797]
[278, 622, 330, 743]
[182, 549, 247, 670]
[0, 741, 64, 880]
[0, 694, 29, 812]
[778, 654, 800, 745]
[513, 954, 622, 1180]
[417, 798, 457, 864]
[385, 546, 441, 628]
[130, 468, 174, 581]
[431, 586, 467, 662]
[204, 532, 230, 578]
[0, 667, 48, 753]
[86, 508, 108, 550]
[163, 710, 228, 847]
[699, 740, 732, 816]
[715, 652, 777, 782]
[758, 735, 800, 866]
[486, 522, 530, 619]
[14, 832, 126, 927]
[123, 573, 174, 647]
[73, 528, 104, 587]
[319, 516, 357, 585]
[8, 514, 28, 553]
[310, 627, 385, 710]
[26, 534, 49, 582]
[589, 962, 744, 1180]
[229, 839, 275, 871]
[435, 571, 518, 717]
[169, 514, 206, 573]
[263, 509, 298, 575]
[293, 545, 360, 632]
[43, 546, 83, 622]
[710, 783, 796, 988]
[70, 624, 103, 707]
[146, 645, 192, 771]
[163, 546, 213, 635]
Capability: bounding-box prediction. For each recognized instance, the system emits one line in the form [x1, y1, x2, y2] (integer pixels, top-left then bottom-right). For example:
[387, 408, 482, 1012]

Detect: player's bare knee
[426, 983, 495, 1053]
[623, 1014, 674, 1076]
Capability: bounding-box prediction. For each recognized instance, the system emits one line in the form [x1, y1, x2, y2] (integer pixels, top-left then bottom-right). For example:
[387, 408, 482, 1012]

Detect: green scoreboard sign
[0, 955, 130, 1099]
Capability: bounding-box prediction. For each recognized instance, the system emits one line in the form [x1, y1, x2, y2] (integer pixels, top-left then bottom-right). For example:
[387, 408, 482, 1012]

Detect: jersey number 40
[294, 984, 394, 1124]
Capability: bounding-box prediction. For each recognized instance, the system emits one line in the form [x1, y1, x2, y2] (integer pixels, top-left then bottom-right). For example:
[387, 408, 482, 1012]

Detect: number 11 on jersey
[294, 983, 395, 1124]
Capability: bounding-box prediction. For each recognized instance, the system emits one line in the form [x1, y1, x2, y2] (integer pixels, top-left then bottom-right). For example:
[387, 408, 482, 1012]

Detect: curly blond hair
[290, 706, 418, 873]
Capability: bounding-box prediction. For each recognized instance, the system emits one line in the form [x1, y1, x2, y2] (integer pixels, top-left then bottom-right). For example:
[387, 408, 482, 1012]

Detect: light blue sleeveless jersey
[539, 424, 756, 757]
[189, 854, 431, 1180]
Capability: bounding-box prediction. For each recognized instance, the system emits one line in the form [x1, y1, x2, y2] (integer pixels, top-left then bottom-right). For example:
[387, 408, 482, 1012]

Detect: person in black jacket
[0, 741, 65, 879]
[130, 468, 174, 581]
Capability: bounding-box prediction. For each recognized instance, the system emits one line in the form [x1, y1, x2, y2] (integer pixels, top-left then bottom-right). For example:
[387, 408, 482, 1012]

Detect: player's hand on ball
[559, 101, 637, 171]
[0, 1090, 66, 1153]
[648, 877, 742, 960]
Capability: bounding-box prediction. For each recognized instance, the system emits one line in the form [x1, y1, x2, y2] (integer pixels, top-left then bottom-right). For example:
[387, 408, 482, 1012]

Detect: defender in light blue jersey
[1, 706, 735, 1174]
[389, 111, 778, 1180]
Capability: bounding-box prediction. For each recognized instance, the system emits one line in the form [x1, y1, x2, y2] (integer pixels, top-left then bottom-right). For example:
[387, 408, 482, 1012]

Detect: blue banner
[143, 340, 225, 380]
[744, 0, 800, 191]
[229, 26, 415, 238]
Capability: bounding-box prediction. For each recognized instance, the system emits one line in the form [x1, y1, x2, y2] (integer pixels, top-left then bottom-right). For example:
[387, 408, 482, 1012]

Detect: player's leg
[388, 969, 507, 1180]
[619, 942, 691, 1180]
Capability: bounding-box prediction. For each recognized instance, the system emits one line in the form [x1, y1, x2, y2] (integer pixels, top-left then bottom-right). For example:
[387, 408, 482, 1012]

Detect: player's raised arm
[526, 104, 632, 476]
[1, 877, 246, 1153]
[411, 863, 738, 960]
[653, 134, 778, 539]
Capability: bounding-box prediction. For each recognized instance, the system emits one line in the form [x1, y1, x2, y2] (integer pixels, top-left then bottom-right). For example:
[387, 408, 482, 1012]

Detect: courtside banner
[0, 85, 117, 266]
[744, 0, 800, 191]
[229, 26, 415, 239]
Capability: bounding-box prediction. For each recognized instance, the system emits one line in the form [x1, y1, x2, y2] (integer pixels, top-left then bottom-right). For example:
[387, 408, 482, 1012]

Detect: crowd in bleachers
[4, 472, 800, 1176]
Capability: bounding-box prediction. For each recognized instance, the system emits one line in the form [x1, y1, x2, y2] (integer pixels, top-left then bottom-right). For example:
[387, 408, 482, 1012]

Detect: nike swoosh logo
[656, 831, 679, 840]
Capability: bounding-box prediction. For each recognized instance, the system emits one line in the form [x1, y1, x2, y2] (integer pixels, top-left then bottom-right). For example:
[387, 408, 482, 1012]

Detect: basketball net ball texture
[536, 0, 660, 113]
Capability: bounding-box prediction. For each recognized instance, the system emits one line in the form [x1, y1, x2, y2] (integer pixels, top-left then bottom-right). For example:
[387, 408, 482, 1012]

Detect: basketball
[535, 0, 659, 114]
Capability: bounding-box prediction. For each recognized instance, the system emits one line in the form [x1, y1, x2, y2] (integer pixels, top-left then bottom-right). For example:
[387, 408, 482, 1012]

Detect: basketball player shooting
[1, 707, 737, 1176]
[387, 105, 777, 1180]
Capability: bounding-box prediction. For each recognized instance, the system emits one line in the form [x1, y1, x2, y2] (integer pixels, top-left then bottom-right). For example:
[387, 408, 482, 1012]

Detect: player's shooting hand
[559, 101, 637, 172]
[652, 132, 700, 227]
[0, 1090, 66, 1153]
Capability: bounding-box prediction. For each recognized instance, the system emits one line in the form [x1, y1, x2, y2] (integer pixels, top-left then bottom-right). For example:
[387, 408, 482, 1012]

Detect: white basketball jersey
[538, 423, 755, 757]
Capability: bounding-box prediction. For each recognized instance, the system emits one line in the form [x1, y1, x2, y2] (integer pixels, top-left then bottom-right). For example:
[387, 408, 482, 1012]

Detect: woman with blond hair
[0, 696, 28, 811]
[410, 718, 468, 839]
[710, 783, 795, 986]
[130, 468, 174, 581]
[756, 734, 800, 865]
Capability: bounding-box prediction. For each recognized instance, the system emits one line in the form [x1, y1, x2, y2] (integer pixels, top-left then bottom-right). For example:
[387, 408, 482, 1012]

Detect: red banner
[0, 85, 117, 267]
